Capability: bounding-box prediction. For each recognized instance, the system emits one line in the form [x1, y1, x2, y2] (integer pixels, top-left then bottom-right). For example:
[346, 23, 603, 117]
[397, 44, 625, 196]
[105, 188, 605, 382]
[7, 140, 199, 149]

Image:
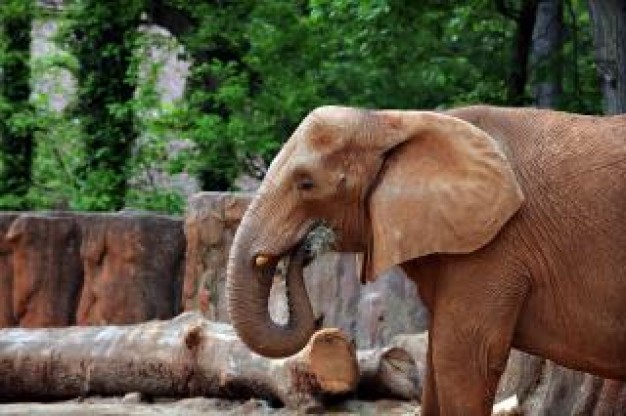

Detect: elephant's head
[227, 106, 524, 358]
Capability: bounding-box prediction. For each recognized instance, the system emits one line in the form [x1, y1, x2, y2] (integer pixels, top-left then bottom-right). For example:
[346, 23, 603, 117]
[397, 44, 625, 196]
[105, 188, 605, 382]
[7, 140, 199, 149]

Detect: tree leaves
[0, 0, 603, 212]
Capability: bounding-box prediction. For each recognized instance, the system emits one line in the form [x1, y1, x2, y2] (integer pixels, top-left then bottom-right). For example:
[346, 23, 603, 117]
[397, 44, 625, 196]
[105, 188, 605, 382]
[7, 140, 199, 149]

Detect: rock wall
[0, 212, 184, 327]
[498, 350, 626, 415]
[183, 193, 250, 320]
[0, 214, 19, 327]
[77, 213, 185, 325]
[8, 214, 83, 327]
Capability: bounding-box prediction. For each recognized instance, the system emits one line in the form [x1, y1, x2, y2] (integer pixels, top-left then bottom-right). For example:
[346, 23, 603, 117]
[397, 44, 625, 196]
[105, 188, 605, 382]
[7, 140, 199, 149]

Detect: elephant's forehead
[293, 119, 354, 156]
[264, 138, 297, 178]
[307, 105, 365, 125]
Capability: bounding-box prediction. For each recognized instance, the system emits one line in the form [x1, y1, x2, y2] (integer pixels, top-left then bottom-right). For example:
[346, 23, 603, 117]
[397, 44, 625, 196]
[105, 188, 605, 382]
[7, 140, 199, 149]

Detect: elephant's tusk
[255, 255, 270, 268]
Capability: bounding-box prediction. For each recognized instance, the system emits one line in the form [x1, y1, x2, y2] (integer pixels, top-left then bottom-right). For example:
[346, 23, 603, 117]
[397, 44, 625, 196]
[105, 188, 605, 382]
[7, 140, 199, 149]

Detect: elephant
[226, 105, 626, 415]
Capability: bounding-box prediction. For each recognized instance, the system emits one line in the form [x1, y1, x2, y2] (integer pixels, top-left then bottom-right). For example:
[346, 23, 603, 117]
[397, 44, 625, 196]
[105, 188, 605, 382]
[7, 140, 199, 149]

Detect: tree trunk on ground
[357, 347, 420, 401]
[388, 332, 429, 388]
[0, 397, 418, 415]
[496, 350, 544, 403]
[531, 0, 563, 107]
[0, 313, 364, 409]
[588, 0, 626, 114]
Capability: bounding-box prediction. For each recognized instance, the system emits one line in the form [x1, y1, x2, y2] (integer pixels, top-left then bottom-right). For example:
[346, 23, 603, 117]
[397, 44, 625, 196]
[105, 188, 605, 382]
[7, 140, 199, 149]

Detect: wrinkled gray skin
[226, 105, 626, 415]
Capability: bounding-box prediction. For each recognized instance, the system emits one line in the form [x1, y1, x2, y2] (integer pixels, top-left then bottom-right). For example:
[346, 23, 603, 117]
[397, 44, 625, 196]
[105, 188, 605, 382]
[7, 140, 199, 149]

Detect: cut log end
[357, 346, 420, 401]
[305, 328, 358, 394]
[377, 347, 420, 400]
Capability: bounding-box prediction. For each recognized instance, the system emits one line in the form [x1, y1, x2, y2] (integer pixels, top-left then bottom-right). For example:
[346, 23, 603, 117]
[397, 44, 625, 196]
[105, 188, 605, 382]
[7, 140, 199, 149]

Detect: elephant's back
[448, 106, 626, 206]
[451, 106, 626, 378]
[457, 105, 626, 259]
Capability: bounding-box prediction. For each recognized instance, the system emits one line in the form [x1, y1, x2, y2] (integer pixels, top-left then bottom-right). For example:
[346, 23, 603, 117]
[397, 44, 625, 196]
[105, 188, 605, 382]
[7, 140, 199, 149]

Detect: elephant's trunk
[226, 217, 316, 358]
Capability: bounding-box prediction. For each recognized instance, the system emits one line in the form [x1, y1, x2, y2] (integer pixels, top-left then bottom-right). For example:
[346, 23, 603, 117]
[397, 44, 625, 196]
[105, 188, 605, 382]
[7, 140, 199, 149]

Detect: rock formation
[77, 213, 185, 325]
[8, 213, 83, 327]
[0, 212, 185, 328]
[0, 213, 19, 327]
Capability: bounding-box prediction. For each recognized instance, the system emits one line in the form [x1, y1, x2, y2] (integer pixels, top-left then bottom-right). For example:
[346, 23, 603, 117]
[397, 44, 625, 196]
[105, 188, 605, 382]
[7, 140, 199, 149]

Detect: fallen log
[357, 346, 420, 401]
[0, 312, 358, 408]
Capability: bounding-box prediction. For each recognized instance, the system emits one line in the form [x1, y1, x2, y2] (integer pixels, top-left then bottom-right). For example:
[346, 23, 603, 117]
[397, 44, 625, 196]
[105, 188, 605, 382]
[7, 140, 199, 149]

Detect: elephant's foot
[419, 332, 440, 416]
[426, 296, 523, 414]
[431, 336, 504, 415]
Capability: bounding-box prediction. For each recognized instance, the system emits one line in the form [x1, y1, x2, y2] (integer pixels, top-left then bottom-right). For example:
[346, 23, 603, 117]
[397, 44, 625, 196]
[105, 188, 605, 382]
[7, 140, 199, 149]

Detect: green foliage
[123, 27, 187, 214]
[61, 0, 145, 211]
[0, 0, 37, 209]
[169, 0, 602, 189]
[0, 0, 605, 212]
[559, 0, 602, 114]
[27, 112, 84, 209]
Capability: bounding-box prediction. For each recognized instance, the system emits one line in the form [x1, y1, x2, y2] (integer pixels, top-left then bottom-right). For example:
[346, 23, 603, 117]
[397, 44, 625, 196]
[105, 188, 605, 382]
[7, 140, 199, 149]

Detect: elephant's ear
[365, 110, 524, 281]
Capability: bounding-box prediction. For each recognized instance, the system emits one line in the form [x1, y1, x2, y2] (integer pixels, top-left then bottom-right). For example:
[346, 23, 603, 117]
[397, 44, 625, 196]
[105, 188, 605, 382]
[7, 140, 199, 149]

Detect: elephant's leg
[420, 331, 440, 415]
[430, 324, 510, 415]
[430, 276, 529, 415]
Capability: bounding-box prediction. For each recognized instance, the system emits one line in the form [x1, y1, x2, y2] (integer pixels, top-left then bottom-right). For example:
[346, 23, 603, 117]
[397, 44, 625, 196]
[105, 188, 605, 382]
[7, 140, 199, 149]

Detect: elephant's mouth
[303, 223, 336, 259]
[255, 222, 336, 276]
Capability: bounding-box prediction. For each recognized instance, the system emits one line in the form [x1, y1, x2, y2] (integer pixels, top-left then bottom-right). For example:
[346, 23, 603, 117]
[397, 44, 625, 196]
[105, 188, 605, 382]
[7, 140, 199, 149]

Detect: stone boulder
[77, 213, 185, 325]
[520, 363, 625, 416]
[0, 212, 185, 328]
[0, 213, 19, 327]
[183, 192, 250, 320]
[7, 213, 83, 327]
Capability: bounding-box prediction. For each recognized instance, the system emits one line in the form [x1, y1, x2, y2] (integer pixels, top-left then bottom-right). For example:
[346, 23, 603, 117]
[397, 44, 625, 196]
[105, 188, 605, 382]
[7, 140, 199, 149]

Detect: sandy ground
[0, 397, 419, 415]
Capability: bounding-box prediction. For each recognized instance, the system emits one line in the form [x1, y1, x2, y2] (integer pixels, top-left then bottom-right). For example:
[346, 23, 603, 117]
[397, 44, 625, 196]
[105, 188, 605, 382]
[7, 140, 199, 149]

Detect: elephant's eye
[296, 176, 315, 191]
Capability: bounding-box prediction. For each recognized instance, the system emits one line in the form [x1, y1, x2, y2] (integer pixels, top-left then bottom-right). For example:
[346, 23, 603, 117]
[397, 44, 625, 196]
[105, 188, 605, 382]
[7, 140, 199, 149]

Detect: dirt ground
[0, 397, 419, 415]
